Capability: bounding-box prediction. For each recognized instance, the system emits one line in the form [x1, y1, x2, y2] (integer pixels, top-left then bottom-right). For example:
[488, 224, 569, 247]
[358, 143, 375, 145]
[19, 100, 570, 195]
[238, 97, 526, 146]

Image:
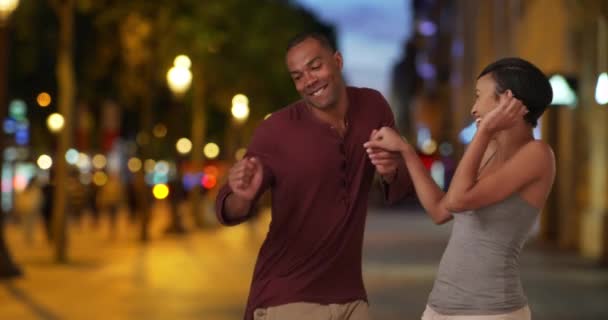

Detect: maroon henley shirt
[216, 87, 412, 320]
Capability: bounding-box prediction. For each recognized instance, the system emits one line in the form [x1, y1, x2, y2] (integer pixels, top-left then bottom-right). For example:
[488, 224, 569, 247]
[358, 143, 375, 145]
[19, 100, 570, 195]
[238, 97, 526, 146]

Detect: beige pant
[253, 300, 370, 320]
[421, 305, 531, 320]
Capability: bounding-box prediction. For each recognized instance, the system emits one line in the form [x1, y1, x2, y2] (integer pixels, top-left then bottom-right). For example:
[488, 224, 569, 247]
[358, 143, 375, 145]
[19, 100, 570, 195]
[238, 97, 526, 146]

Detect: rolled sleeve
[215, 160, 273, 226]
[381, 161, 413, 204]
[215, 121, 275, 226]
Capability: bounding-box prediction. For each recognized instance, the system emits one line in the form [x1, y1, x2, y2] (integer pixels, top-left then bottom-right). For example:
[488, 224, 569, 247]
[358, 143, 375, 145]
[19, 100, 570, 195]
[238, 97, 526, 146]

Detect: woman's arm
[444, 93, 552, 211]
[444, 136, 553, 212]
[365, 129, 451, 224]
[400, 143, 452, 224]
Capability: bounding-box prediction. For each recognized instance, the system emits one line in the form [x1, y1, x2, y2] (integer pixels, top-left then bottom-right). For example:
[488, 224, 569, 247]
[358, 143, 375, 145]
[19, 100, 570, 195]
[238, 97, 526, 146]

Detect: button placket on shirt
[339, 142, 349, 206]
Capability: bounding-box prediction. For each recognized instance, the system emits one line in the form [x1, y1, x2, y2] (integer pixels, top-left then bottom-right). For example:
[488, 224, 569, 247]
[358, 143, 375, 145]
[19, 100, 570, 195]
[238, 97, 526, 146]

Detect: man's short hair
[286, 31, 336, 53]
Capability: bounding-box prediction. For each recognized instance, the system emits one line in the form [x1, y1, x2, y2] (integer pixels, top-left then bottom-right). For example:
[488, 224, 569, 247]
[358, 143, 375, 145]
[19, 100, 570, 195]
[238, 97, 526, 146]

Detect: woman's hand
[363, 127, 408, 152]
[479, 90, 528, 135]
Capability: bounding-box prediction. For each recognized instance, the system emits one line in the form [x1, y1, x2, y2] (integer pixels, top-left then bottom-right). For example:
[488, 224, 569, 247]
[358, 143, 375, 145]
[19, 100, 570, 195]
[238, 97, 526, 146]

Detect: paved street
[1, 202, 607, 320]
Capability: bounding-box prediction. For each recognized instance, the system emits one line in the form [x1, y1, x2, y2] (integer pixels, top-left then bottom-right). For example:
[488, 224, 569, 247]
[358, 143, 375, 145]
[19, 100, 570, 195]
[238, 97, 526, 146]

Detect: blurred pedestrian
[97, 172, 123, 239]
[165, 175, 186, 234]
[215, 31, 413, 320]
[13, 179, 43, 245]
[364, 57, 555, 320]
[40, 181, 54, 243]
[65, 168, 87, 227]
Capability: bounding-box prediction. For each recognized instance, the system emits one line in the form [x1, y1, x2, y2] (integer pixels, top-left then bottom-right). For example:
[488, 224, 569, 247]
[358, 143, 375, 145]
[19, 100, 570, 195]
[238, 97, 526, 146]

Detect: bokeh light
[47, 113, 65, 133]
[176, 137, 192, 154]
[37, 92, 51, 107]
[152, 184, 170, 199]
[203, 142, 220, 159]
[128, 157, 143, 172]
[37, 154, 52, 170]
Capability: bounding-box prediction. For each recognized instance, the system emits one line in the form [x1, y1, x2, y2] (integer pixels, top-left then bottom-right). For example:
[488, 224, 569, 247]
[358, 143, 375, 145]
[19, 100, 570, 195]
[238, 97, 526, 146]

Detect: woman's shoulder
[515, 140, 556, 207]
[513, 140, 556, 184]
[520, 140, 555, 164]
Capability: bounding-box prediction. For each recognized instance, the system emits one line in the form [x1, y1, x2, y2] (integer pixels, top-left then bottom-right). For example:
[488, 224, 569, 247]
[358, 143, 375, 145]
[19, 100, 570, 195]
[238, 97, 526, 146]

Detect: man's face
[286, 37, 345, 110]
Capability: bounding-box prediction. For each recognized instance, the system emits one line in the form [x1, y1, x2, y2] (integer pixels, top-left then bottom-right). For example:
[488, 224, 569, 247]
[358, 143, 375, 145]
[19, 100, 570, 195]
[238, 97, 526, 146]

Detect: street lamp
[228, 94, 249, 161]
[47, 113, 65, 133]
[166, 56, 193, 232]
[0, 0, 19, 23]
[166, 55, 192, 97]
[176, 137, 192, 155]
[231, 93, 249, 123]
[36, 92, 51, 107]
[36, 154, 53, 170]
[203, 142, 220, 160]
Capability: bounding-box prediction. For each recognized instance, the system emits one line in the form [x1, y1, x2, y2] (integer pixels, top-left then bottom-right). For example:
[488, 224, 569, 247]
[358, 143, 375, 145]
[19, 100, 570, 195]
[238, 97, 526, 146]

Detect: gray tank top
[428, 194, 538, 315]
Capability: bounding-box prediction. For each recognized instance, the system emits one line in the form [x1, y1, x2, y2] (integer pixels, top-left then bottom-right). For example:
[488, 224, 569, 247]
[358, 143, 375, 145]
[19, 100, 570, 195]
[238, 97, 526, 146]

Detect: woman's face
[471, 73, 500, 127]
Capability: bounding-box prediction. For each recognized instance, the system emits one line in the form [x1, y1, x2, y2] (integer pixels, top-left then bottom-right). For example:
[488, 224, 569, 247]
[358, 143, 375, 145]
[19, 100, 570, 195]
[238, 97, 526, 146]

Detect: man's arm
[215, 123, 275, 226]
[216, 157, 271, 225]
[380, 157, 412, 204]
[222, 193, 254, 222]
[374, 92, 413, 204]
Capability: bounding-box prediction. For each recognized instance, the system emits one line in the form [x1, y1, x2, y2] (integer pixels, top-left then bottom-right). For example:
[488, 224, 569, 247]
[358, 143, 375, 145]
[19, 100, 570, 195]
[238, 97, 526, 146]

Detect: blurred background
[0, 0, 607, 319]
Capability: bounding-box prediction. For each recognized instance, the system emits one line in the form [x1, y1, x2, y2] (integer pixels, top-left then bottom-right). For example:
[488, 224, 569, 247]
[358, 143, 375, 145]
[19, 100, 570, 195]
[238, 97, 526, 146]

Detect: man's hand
[228, 157, 263, 201]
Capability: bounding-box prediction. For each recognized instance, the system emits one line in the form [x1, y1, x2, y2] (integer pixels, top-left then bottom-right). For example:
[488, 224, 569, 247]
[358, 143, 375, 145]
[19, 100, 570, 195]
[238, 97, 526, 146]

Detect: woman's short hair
[478, 57, 553, 127]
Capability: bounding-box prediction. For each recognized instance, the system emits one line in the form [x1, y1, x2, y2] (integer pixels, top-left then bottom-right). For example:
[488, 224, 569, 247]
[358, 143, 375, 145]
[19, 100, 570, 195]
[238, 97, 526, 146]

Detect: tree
[83, 0, 335, 229]
[47, 0, 77, 263]
[152, 0, 336, 227]
[0, 0, 28, 279]
[3, 0, 335, 253]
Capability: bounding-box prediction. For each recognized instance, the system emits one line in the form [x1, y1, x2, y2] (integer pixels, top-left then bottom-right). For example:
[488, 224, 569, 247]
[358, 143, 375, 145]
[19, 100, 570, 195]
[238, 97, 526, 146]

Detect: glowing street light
[231, 94, 250, 123]
[65, 148, 79, 164]
[92, 154, 107, 169]
[203, 142, 220, 159]
[176, 137, 192, 155]
[152, 184, 170, 200]
[37, 92, 51, 107]
[93, 171, 108, 186]
[0, 0, 19, 22]
[47, 113, 65, 133]
[166, 55, 192, 96]
[174, 54, 191, 69]
[127, 157, 142, 173]
[36, 154, 53, 170]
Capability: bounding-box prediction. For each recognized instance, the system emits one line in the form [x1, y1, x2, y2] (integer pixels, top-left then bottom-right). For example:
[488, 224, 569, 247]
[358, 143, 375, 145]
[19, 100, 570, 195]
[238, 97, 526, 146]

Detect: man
[215, 32, 412, 320]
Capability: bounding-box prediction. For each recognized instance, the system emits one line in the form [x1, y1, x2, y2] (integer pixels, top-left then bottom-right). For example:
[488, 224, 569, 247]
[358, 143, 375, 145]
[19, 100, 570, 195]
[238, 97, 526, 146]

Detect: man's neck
[308, 89, 349, 127]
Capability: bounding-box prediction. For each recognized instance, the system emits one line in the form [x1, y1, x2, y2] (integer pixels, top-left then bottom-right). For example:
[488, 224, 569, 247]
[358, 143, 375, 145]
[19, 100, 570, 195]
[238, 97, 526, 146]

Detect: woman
[364, 57, 555, 319]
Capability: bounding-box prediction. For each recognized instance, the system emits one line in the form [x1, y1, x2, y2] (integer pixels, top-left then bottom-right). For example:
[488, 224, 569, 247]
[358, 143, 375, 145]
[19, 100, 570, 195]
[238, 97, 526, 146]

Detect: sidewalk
[1, 201, 266, 320]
